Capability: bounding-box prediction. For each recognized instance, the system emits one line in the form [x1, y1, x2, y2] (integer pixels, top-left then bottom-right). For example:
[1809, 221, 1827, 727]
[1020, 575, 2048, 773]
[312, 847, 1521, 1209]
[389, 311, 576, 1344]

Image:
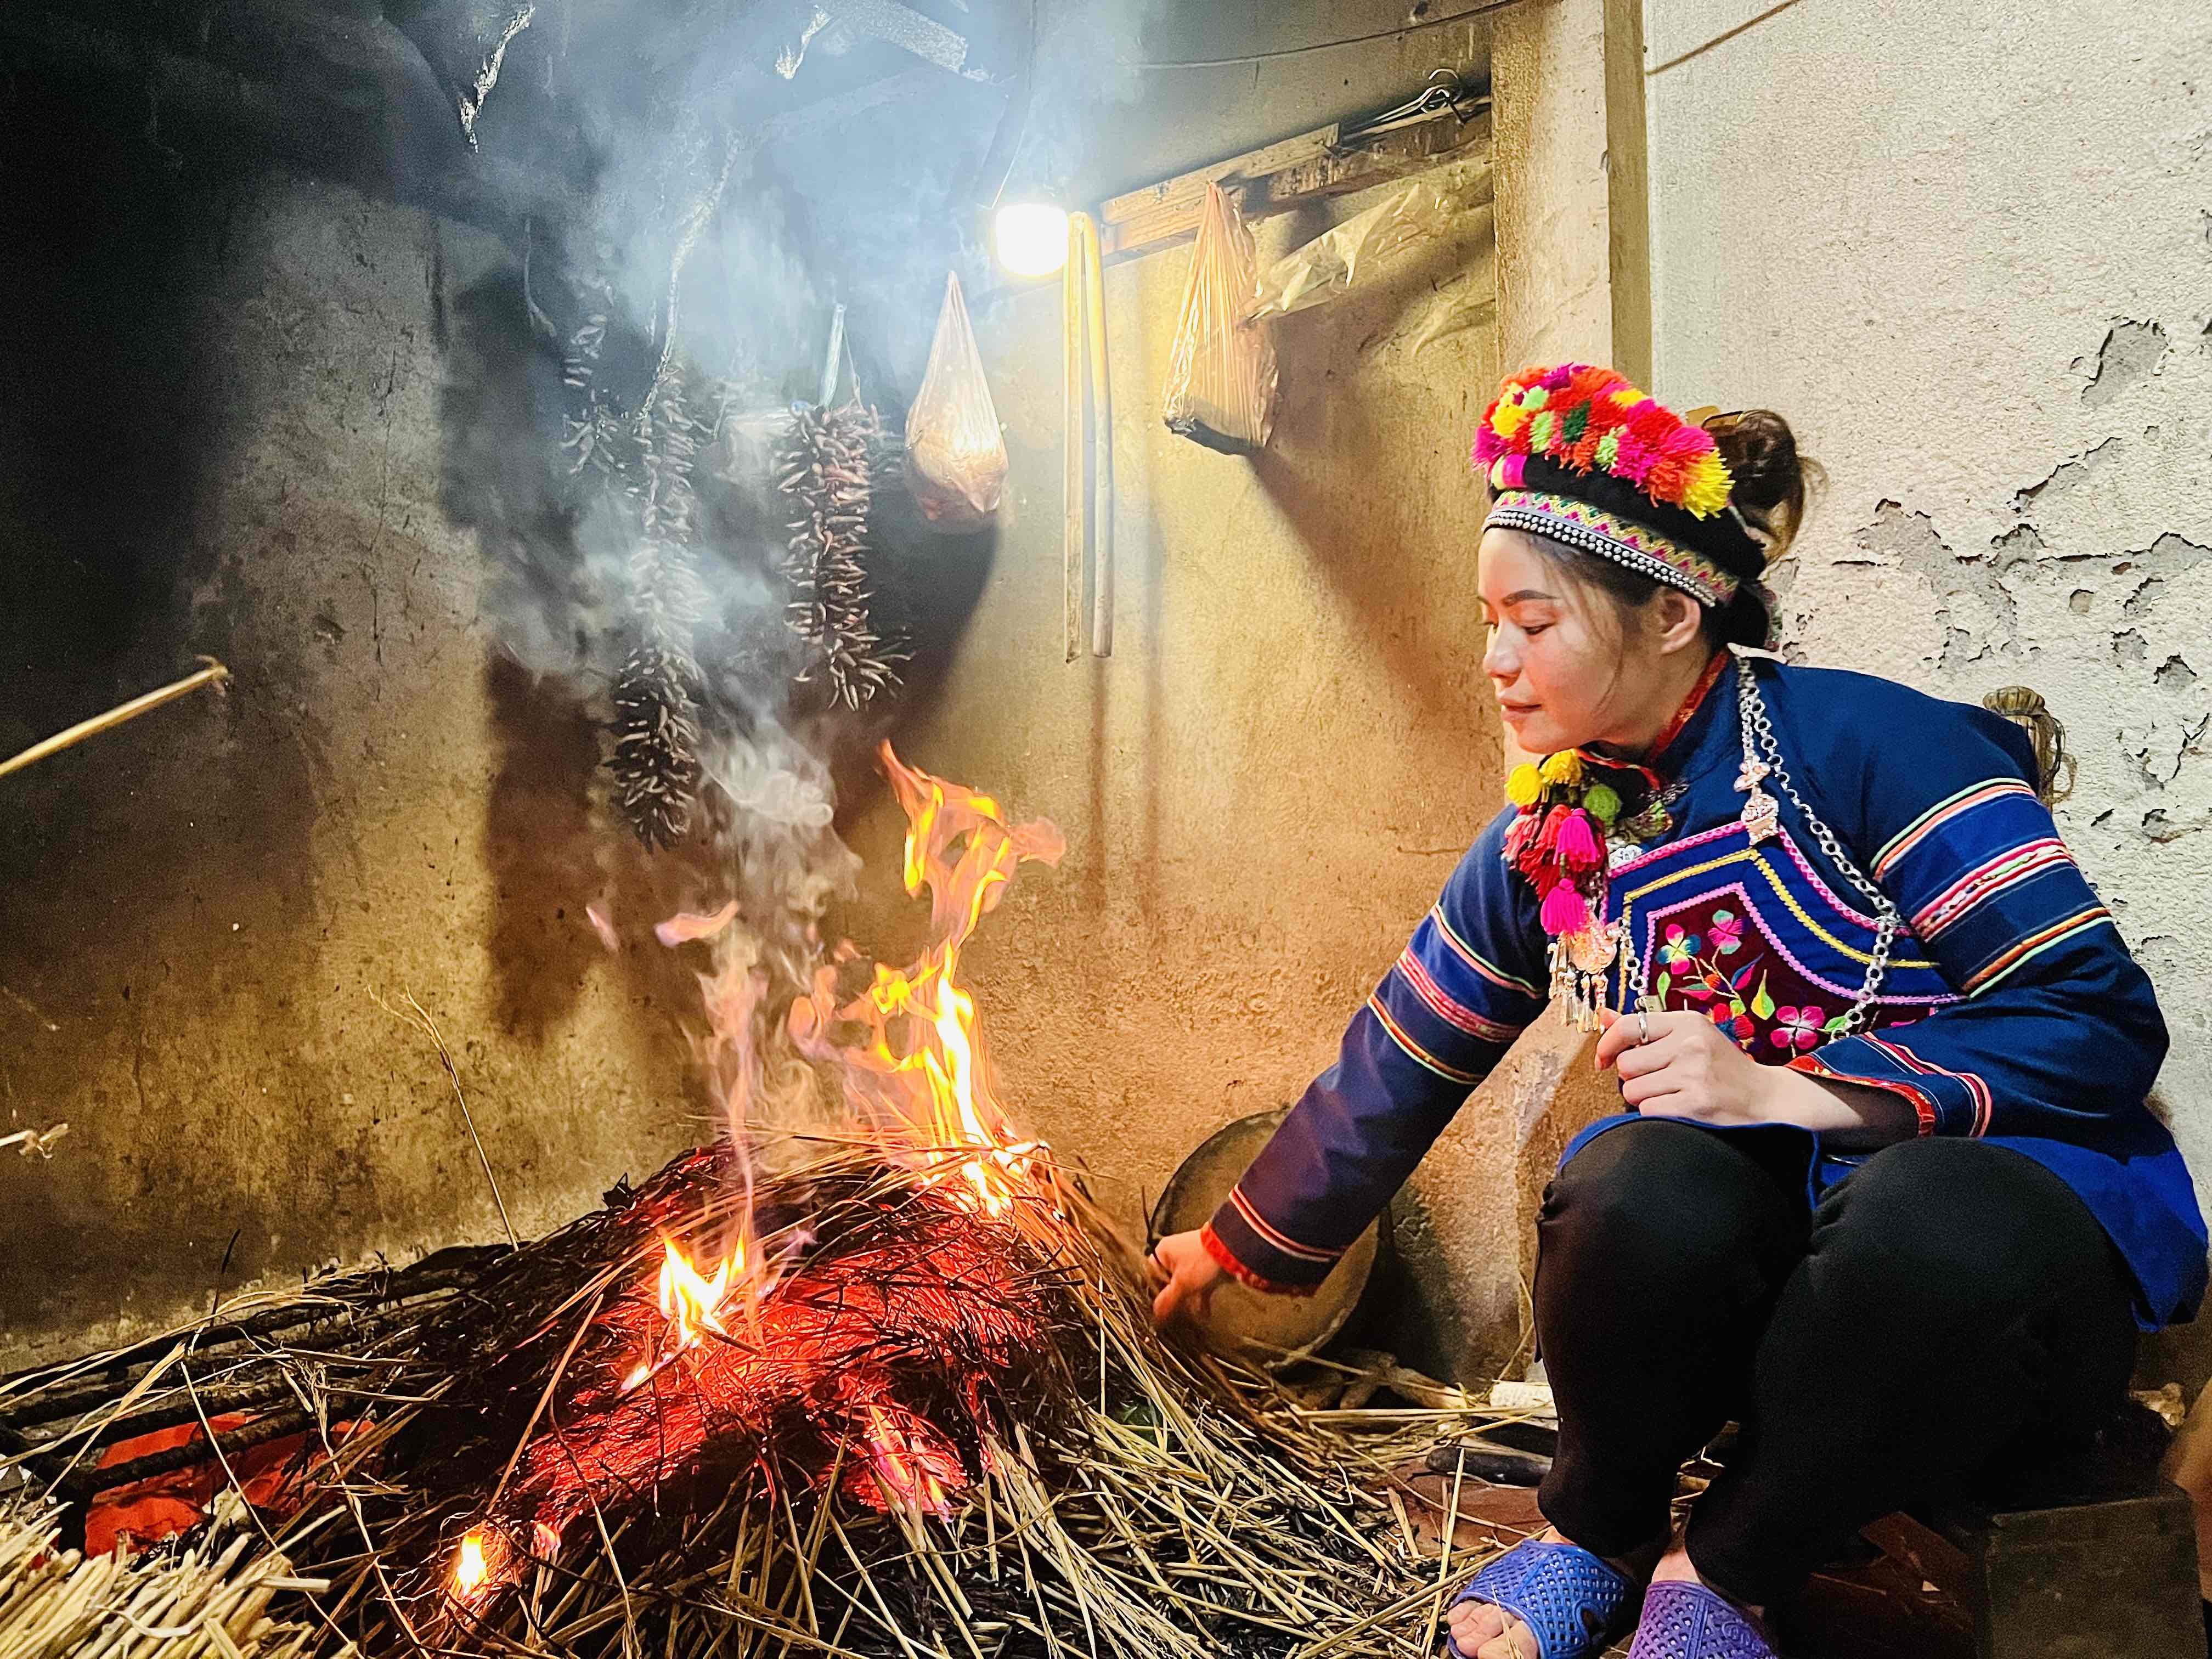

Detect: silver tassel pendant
[1549, 922, 1621, 1032]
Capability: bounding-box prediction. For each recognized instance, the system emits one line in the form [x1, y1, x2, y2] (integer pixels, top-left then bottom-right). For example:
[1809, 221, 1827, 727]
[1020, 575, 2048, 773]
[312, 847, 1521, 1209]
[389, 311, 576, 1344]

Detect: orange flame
[657, 1237, 735, 1345]
[454, 1529, 488, 1595]
[792, 744, 1064, 1218]
[621, 1235, 748, 1391]
[862, 1403, 955, 1515]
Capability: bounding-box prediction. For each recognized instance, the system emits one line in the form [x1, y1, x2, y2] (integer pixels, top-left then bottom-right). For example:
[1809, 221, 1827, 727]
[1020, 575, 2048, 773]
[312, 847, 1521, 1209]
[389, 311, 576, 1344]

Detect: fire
[453, 1530, 488, 1595]
[860, 1402, 956, 1515]
[620, 1237, 744, 1391]
[658, 1237, 734, 1345]
[557, 743, 1063, 1536]
[791, 744, 1064, 1220]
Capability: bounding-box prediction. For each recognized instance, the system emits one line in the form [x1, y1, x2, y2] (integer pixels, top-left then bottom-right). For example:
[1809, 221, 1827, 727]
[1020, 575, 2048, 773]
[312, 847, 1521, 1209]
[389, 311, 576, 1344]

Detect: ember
[417, 1143, 1086, 1594]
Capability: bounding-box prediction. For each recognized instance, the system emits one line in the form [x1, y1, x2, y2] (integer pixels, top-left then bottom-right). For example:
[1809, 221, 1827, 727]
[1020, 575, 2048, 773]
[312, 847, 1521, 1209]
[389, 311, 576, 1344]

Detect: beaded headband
[1484, 485, 1736, 607]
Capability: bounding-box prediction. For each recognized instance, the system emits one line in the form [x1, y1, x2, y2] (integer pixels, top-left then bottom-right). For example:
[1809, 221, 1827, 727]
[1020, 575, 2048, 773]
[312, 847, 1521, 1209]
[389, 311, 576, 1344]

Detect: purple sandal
[1626, 1581, 1775, 1658]
[1444, 1539, 1635, 1659]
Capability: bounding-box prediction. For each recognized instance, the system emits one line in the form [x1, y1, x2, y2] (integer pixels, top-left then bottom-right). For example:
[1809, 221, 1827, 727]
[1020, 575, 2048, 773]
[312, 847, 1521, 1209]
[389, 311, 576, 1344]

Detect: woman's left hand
[1593, 1006, 1785, 1126]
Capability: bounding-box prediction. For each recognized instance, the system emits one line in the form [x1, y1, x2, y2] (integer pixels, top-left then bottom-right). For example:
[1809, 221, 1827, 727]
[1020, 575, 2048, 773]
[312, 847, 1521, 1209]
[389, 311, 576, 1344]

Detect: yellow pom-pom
[1506, 764, 1543, 808]
[1539, 750, 1584, 786]
[1680, 452, 1733, 518]
[1491, 401, 1533, 440]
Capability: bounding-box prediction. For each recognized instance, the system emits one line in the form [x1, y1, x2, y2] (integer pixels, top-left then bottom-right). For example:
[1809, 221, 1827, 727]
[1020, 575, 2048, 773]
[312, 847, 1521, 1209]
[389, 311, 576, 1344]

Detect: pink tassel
[1555, 809, 1602, 872]
[1540, 882, 1590, 936]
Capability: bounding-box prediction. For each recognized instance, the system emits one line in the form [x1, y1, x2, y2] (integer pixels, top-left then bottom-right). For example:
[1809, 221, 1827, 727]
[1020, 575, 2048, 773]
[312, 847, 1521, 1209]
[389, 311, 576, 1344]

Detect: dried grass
[3, 1141, 1509, 1659]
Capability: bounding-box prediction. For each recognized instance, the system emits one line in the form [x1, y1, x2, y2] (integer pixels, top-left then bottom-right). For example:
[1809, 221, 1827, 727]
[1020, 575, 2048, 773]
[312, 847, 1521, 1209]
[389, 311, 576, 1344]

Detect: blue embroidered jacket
[1206, 657, 2208, 1329]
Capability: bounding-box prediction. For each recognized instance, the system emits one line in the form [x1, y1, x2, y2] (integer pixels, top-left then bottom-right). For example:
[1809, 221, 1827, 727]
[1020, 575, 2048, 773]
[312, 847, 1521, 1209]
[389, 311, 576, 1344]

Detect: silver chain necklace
[1608, 659, 1901, 1037]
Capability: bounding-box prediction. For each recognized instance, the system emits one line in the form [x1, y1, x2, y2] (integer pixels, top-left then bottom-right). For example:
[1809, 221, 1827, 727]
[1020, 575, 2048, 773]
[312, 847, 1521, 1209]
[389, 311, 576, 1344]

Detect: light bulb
[993, 203, 1070, 279]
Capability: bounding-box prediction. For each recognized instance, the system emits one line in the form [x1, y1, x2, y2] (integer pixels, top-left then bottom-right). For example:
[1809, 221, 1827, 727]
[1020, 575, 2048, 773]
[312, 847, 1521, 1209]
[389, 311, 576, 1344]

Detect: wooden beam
[1097, 107, 1492, 263]
[1602, 0, 1654, 388]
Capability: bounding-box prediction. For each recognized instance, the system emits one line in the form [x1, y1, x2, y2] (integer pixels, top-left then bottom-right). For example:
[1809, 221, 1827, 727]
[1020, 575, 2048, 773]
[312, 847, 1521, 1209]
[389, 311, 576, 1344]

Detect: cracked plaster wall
[1644, 0, 2212, 1370]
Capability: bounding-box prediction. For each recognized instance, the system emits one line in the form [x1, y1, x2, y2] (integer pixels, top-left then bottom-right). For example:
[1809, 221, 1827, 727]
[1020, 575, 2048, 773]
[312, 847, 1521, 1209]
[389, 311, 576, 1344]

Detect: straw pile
[0, 1496, 340, 1659]
[2, 1139, 1505, 1659]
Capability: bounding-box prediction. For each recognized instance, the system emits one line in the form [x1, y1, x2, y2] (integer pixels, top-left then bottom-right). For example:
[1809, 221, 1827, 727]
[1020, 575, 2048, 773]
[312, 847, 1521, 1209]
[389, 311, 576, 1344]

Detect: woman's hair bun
[1703, 409, 1821, 559]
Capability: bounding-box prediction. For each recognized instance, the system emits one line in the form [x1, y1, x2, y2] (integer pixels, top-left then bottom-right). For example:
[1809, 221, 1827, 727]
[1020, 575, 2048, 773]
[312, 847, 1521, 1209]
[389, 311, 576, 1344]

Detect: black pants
[1534, 1119, 2138, 1609]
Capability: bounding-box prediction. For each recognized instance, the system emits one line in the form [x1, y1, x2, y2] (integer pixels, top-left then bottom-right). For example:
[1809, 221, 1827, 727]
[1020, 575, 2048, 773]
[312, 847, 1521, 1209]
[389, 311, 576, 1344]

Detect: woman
[1149, 364, 2206, 1659]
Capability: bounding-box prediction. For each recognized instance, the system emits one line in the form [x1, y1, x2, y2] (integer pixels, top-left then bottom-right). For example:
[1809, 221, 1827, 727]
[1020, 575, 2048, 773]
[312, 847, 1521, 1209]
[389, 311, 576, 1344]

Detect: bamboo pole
[1062, 219, 1085, 665]
[1079, 215, 1113, 660]
[0, 659, 230, 781]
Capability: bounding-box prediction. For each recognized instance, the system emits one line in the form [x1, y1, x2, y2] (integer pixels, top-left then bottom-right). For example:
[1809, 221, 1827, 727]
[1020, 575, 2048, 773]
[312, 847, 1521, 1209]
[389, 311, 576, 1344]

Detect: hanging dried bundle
[776, 403, 906, 710]
[558, 294, 636, 485]
[609, 645, 703, 849]
[605, 374, 714, 848]
[560, 117, 748, 851]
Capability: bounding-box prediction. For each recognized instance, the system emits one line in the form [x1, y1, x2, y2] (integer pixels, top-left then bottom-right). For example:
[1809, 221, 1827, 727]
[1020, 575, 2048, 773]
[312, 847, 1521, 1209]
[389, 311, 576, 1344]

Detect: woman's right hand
[1148, 1230, 1228, 1327]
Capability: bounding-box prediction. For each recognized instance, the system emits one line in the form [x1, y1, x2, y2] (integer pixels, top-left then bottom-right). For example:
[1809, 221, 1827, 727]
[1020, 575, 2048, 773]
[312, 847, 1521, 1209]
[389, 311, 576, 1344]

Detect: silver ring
[1637, 1012, 1651, 1045]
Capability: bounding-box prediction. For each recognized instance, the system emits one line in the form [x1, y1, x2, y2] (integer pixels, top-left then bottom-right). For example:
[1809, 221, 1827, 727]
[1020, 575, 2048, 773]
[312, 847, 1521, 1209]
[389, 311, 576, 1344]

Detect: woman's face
[1477, 527, 1683, 756]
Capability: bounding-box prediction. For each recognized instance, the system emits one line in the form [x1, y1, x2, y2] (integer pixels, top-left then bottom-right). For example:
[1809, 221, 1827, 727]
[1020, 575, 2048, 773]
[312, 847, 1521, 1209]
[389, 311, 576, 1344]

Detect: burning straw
[5, 1144, 1485, 1659]
[2, 747, 1509, 1659]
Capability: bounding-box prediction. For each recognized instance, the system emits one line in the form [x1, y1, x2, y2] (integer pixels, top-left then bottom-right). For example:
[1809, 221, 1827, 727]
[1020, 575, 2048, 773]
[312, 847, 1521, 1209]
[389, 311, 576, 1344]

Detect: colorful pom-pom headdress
[1474, 364, 1776, 647]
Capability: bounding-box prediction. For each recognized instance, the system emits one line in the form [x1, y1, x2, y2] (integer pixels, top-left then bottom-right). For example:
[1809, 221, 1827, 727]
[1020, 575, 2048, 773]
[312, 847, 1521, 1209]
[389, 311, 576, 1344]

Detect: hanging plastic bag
[905, 272, 1008, 531]
[1246, 162, 1493, 322]
[1162, 183, 1279, 454]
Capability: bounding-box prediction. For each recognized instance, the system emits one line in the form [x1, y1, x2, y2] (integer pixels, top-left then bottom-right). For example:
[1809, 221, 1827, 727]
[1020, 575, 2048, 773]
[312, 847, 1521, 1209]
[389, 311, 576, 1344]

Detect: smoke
[434, 0, 1165, 1149]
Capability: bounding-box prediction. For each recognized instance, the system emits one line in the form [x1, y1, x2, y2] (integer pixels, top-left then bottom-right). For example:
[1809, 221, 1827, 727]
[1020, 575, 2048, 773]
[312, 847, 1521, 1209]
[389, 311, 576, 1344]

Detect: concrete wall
[1641, 0, 2212, 1369]
[838, 172, 1520, 1380]
[0, 154, 702, 1365]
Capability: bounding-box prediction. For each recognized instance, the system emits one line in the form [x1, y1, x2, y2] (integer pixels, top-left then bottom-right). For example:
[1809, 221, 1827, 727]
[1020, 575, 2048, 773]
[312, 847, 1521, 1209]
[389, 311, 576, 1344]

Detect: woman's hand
[1593, 1006, 1789, 1126]
[1149, 1230, 1227, 1327]
[1593, 1006, 1921, 1145]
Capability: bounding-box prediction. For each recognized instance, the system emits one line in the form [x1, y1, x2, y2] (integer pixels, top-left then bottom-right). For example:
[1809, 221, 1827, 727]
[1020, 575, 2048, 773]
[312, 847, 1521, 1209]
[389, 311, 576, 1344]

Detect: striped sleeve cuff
[1203, 1184, 1339, 1296]
[1788, 1033, 1993, 1137]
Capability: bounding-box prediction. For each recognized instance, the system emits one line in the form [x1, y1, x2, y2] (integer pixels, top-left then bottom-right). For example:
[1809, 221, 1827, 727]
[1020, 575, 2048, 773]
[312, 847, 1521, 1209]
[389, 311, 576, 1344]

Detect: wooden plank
[1098, 123, 1342, 234]
[1097, 109, 1491, 262]
[1601, 0, 1654, 386]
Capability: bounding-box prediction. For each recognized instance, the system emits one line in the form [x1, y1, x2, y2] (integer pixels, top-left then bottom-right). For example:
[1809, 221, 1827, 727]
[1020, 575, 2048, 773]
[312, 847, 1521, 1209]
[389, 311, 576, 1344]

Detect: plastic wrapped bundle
[905, 273, 1008, 530]
[1161, 183, 1278, 454]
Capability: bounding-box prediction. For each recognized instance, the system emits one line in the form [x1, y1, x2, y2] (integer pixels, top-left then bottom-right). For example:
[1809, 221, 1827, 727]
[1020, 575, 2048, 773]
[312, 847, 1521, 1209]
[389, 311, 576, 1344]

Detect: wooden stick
[1097, 108, 1491, 262]
[1080, 215, 1112, 661]
[0, 1125, 67, 1161]
[1060, 217, 1086, 666]
[0, 658, 229, 781]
